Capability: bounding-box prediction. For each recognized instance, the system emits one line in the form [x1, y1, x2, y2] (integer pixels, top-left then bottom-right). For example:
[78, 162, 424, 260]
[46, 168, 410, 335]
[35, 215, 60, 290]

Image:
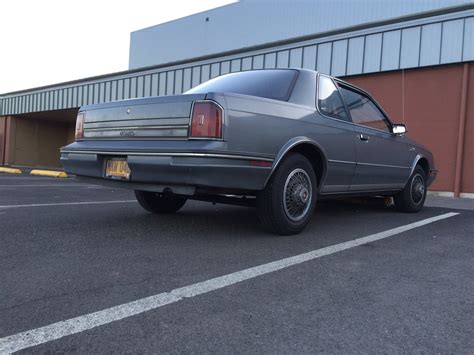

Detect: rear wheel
[134, 191, 187, 214]
[257, 153, 317, 235]
[393, 166, 427, 213]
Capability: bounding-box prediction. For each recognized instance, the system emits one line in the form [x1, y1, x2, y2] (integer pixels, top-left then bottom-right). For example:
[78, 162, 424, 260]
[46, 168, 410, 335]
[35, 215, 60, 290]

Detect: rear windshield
[185, 69, 298, 101]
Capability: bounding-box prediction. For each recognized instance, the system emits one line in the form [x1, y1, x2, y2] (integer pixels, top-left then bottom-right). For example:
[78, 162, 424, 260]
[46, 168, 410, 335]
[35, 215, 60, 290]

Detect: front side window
[339, 86, 390, 132]
[317, 76, 348, 121]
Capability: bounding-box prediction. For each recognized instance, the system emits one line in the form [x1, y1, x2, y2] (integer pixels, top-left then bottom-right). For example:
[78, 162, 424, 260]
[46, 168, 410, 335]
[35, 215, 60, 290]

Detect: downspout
[454, 63, 469, 198]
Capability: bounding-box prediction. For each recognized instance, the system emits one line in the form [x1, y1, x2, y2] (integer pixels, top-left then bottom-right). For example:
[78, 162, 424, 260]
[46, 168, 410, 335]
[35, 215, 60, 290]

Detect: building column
[3, 116, 16, 166]
[454, 63, 470, 197]
[0, 116, 6, 165]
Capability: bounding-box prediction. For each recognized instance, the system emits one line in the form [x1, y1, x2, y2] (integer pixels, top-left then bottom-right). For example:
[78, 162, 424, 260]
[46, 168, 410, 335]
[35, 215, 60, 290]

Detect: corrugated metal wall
[129, 0, 473, 68]
[1, 9, 473, 116]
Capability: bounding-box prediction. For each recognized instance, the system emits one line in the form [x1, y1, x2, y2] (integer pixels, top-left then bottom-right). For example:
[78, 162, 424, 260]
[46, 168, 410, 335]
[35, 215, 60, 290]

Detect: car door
[337, 83, 412, 191]
[314, 75, 356, 193]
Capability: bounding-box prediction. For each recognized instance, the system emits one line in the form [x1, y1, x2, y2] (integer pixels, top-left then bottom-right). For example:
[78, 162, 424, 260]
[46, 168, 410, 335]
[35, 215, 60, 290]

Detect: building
[0, 0, 473, 197]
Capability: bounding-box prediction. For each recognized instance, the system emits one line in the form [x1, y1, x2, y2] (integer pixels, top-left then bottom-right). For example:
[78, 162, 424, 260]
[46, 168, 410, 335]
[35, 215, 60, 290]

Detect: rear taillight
[75, 112, 85, 140]
[190, 101, 222, 139]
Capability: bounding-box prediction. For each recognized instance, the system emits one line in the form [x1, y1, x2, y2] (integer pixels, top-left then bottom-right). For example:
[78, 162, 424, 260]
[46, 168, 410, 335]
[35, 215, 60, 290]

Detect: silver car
[61, 69, 437, 235]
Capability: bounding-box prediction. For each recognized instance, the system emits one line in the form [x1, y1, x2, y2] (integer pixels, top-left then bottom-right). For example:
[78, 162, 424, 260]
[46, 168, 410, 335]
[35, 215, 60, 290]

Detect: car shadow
[108, 197, 399, 240]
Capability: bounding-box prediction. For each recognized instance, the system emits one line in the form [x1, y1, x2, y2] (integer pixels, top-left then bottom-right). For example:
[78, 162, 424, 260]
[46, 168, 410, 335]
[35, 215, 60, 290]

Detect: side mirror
[392, 124, 407, 135]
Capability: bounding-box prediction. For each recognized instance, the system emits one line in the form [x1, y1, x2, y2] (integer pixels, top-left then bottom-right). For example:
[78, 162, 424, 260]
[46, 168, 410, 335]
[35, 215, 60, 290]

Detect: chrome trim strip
[328, 159, 356, 165]
[357, 162, 410, 169]
[84, 118, 190, 129]
[328, 159, 408, 168]
[60, 150, 274, 162]
[349, 183, 406, 191]
[85, 125, 189, 132]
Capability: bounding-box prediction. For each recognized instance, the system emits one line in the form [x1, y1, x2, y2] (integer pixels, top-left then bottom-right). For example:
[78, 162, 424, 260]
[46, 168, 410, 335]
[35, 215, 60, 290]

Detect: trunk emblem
[120, 130, 135, 137]
[126, 108, 131, 114]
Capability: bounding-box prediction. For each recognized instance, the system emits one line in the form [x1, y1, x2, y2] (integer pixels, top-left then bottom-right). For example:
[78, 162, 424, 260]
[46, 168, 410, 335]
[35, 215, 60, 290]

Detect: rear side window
[317, 76, 348, 121]
[185, 69, 298, 101]
[339, 86, 390, 132]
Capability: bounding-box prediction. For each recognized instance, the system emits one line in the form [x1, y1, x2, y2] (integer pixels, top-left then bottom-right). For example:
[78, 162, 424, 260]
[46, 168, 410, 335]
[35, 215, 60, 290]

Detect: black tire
[257, 153, 317, 235]
[134, 191, 187, 214]
[393, 166, 427, 213]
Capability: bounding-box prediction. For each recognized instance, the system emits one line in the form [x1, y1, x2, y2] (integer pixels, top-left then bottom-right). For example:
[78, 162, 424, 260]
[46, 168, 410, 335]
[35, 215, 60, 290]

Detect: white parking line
[0, 184, 99, 188]
[0, 212, 459, 353]
[0, 177, 66, 180]
[0, 200, 136, 209]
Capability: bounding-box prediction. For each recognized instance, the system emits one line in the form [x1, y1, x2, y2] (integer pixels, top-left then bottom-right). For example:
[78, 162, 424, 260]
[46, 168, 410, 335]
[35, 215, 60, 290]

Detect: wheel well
[417, 158, 430, 176]
[284, 143, 326, 187]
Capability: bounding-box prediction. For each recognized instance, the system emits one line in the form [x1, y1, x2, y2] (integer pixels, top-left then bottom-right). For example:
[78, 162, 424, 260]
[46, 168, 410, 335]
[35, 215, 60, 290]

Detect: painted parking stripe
[0, 184, 102, 188]
[0, 200, 136, 209]
[0, 212, 459, 353]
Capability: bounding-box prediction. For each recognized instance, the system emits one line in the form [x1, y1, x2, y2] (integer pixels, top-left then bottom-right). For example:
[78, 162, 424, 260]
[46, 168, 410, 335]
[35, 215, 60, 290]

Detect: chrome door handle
[358, 134, 369, 141]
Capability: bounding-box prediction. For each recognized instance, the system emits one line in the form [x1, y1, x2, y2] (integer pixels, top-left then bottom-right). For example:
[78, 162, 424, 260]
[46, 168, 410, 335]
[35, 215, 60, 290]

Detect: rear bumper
[60, 149, 273, 192]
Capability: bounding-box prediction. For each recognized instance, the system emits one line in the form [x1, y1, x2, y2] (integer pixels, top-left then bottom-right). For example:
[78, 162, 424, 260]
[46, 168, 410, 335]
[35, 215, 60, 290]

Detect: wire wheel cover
[283, 168, 313, 222]
[411, 173, 425, 204]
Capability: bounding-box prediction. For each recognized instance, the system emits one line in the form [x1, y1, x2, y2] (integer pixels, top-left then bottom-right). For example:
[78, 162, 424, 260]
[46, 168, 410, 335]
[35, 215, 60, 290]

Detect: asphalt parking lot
[0, 174, 473, 353]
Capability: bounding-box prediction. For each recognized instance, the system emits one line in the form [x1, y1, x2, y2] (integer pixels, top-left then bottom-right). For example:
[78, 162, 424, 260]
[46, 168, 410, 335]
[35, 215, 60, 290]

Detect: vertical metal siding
[441, 19, 465, 63]
[316, 43, 332, 74]
[253, 55, 264, 69]
[420, 23, 443, 66]
[331, 40, 348, 76]
[381, 30, 402, 71]
[400, 27, 421, 68]
[1, 12, 473, 116]
[221, 61, 230, 74]
[363, 34, 382, 73]
[302, 45, 317, 70]
[289, 48, 303, 68]
[276, 50, 289, 68]
[347, 37, 365, 75]
[128, 0, 473, 69]
[464, 17, 474, 60]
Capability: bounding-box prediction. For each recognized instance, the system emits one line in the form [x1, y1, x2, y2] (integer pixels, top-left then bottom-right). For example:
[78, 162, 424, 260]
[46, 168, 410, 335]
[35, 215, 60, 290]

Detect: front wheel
[135, 191, 187, 214]
[257, 153, 317, 235]
[393, 166, 427, 213]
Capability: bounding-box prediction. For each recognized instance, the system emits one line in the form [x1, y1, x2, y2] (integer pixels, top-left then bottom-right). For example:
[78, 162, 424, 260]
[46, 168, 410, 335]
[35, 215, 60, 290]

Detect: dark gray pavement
[0, 174, 473, 353]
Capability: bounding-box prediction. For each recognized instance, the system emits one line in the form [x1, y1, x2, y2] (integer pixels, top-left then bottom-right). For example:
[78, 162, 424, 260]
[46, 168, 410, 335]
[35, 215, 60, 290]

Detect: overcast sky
[0, 0, 236, 94]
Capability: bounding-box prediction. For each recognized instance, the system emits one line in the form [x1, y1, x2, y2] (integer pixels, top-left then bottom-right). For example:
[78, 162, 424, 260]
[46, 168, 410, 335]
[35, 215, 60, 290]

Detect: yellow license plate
[105, 159, 131, 180]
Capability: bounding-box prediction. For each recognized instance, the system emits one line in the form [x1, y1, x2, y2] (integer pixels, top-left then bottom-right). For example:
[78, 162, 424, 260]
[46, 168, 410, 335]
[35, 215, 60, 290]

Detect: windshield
[185, 69, 298, 101]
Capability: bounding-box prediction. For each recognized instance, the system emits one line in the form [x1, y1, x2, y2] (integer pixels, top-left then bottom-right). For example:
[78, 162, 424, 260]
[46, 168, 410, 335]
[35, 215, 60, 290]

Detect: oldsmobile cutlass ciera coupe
[61, 69, 437, 235]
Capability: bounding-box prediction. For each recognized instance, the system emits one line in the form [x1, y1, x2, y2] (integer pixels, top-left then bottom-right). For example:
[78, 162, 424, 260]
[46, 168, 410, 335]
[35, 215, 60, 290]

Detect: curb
[30, 170, 68, 178]
[0, 167, 22, 174]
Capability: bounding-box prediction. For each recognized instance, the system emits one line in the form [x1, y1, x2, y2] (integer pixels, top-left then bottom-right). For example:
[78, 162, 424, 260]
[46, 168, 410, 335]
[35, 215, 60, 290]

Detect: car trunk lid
[82, 94, 206, 139]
